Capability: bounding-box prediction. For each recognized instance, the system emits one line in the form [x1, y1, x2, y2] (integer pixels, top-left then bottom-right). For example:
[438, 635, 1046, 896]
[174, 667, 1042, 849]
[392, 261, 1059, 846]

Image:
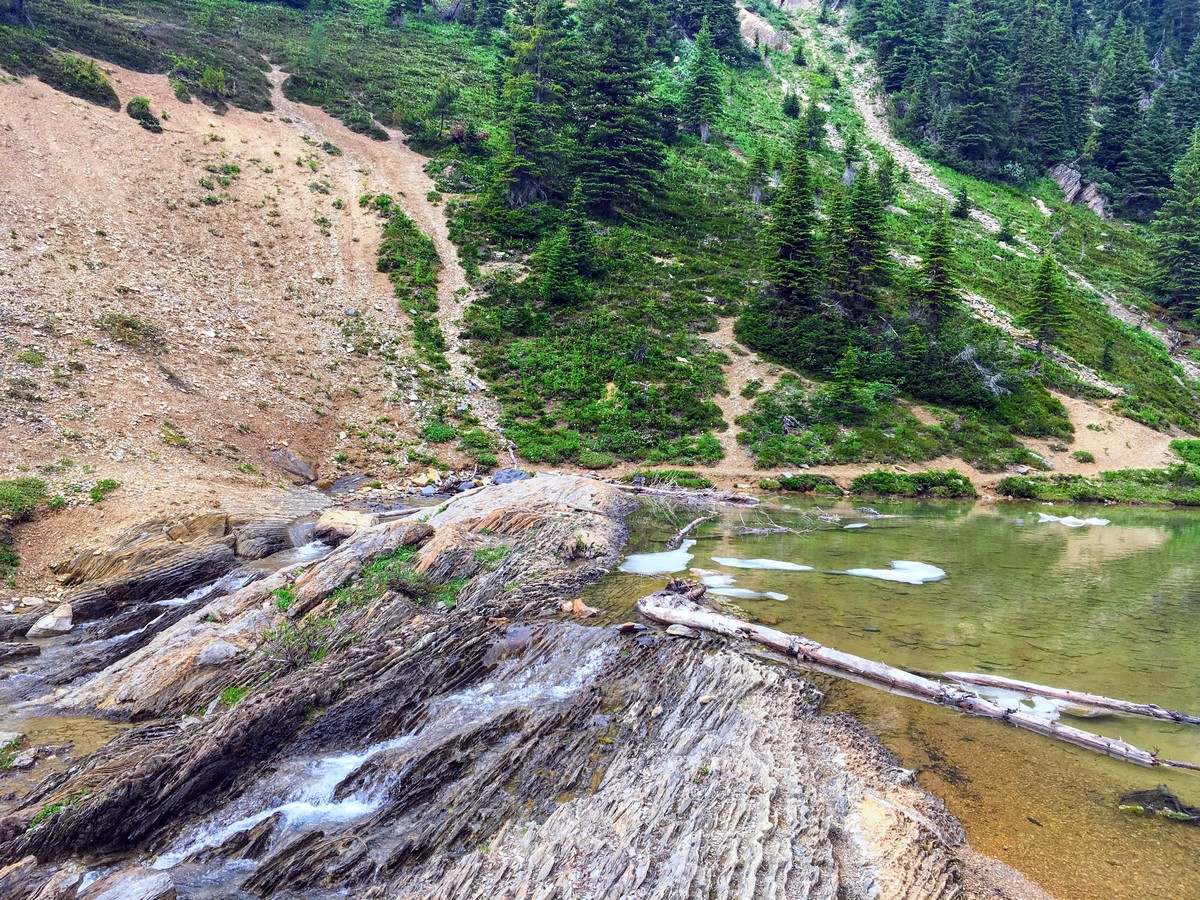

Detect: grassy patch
[996, 466, 1200, 505]
[622, 469, 714, 490]
[219, 685, 250, 707]
[849, 469, 978, 499]
[88, 478, 119, 503]
[97, 312, 161, 348]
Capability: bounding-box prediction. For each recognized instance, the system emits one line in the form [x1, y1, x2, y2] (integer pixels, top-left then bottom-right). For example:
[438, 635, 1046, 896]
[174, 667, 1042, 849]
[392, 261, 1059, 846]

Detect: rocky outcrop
[1049, 163, 1110, 219]
[25, 604, 72, 638]
[0, 477, 1043, 899]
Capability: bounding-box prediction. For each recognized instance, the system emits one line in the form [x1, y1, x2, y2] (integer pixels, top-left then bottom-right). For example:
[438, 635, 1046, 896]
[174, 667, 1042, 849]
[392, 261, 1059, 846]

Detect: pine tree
[684, 20, 723, 142]
[919, 208, 957, 330]
[803, 100, 827, 150]
[673, 0, 741, 50]
[1013, 0, 1071, 166]
[937, 0, 1011, 168]
[1094, 14, 1146, 178]
[846, 169, 888, 320]
[1152, 128, 1200, 318]
[877, 152, 899, 205]
[782, 92, 801, 118]
[766, 134, 821, 313]
[793, 40, 807, 66]
[564, 179, 596, 270]
[539, 226, 584, 303]
[1119, 90, 1181, 219]
[749, 142, 769, 204]
[1020, 250, 1072, 354]
[575, 0, 666, 213]
[822, 187, 855, 316]
[951, 185, 971, 218]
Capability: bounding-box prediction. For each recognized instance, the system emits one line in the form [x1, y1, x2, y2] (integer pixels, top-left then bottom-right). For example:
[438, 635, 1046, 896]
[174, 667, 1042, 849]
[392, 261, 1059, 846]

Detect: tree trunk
[639, 580, 1200, 772]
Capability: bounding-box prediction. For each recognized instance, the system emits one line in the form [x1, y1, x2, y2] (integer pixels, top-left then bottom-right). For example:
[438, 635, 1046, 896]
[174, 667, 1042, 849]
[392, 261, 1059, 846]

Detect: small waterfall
[286, 520, 316, 548]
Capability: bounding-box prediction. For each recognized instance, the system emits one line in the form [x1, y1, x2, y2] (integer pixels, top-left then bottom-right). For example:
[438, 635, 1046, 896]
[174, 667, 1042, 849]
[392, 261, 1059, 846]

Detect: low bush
[126, 96, 162, 132]
[850, 469, 977, 499]
[776, 473, 843, 494]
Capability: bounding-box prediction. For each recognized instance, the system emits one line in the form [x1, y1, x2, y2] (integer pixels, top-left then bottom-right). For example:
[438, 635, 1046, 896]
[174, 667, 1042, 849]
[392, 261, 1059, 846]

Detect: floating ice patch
[1037, 512, 1110, 528]
[620, 540, 696, 575]
[711, 556, 813, 572]
[843, 523, 869, 530]
[842, 561, 946, 584]
[707, 587, 789, 601]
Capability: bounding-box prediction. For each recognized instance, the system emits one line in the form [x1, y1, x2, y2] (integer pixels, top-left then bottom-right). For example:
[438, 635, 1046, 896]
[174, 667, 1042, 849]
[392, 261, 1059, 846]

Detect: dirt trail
[264, 69, 501, 430]
[705, 318, 785, 463]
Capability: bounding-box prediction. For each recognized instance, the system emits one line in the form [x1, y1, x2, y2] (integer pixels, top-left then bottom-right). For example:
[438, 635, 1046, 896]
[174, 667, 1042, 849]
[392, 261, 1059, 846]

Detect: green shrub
[1170, 440, 1200, 466]
[272, 585, 296, 612]
[45, 55, 118, 110]
[0, 478, 47, 520]
[850, 469, 977, 499]
[89, 479, 120, 503]
[126, 97, 163, 133]
[577, 449, 618, 469]
[623, 469, 714, 489]
[1071, 450, 1096, 464]
[423, 422, 458, 443]
[777, 473, 843, 494]
[219, 685, 250, 706]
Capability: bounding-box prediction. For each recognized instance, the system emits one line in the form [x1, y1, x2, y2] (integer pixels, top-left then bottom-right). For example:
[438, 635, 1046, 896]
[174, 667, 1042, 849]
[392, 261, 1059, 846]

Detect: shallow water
[591, 499, 1200, 899]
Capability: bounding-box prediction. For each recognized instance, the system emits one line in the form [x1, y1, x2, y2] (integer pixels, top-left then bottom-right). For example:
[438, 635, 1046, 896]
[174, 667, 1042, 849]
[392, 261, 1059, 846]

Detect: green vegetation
[88, 478, 120, 503]
[159, 420, 189, 448]
[363, 193, 446, 370]
[1072, 450, 1096, 464]
[28, 792, 86, 830]
[1171, 439, 1200, 466]
[1, 477, 49, 582]
[422, 421, 458, 444]
[125, 96, 162, 132]
[622, 469, 714, 490]
[771, 473, 843, 494]
[997, 466, 1200, 505]
[472, 545, 511, 570]
[261, 617, 338, 672]
[97, 312, 161, 348]
[850, 469, 978, 499]
[219, 684, 250, 706]
[0, 737, 21, 768]
[16, 349, 44, 366]
[272, 585, 296, 612]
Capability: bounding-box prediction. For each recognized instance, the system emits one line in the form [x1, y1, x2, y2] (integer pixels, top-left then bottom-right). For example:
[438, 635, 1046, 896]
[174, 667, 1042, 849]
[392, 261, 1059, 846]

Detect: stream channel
[588, 498, 1200, 900]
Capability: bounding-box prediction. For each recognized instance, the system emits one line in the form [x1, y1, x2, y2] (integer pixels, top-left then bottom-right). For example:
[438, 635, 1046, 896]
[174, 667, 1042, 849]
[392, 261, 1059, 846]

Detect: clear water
[591, 499, 1200, 900]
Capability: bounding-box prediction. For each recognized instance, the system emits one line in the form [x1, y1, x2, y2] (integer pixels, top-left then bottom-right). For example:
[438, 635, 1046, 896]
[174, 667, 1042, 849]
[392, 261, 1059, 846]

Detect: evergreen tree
[575, 0, 666, 213]
[1019, 250, 1072, 354]
[1152, 128, 1200, 318]
[1094, 15, 1146, 178]
[846, 169, 888, 320]
[684, 19, 723, 142]
[823, 187, 856, 316]
[793, 40, 807, 66]
[673, 0, 741, 50]
[782, 91, 801, 118]
[951, 185, 971, 218]
[539, 226, 584, 303]
[1119, 90, 1181, 218]
[1013, 0, 1071, 166]
[803, 100, 827, 150]
[766, 134, 821, 313]
[877, 153, 899, 205]
[937, 0, 1012, 168]
[918, 208, 957, 330]
[749, 142, 770, 204]
[564, 179, 597, 271]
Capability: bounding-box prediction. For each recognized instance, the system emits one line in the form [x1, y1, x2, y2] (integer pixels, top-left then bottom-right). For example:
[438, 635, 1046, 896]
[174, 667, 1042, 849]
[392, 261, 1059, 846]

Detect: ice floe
[619, 540, 696, 575]
[1037, 512, 1110, 528]
[842, 561, 947, 584]
[711, 556, 814, 572]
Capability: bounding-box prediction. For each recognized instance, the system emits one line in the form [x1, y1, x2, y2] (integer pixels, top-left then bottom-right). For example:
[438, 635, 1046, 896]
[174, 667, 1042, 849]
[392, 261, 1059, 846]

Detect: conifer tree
[749, 143, 770, 204]
[1152, 128, 1200, 318]
[951, 185, 970, 219]
[1120, 91, 1181, 219]
[822, 187, 855, 316]
[877, 153, 899, 205]
[1013, 0, 1071, 166]
[918, 208, 957, 331]
[782, 91, 801, 118]
[803, 100, 827, 150]
[575, 0, 666, 213]
[1094, 15, 1146, 178]
[846, 169, 888, 320]
[673, 0, 741, 50]
[766, 134, 821, 313]
[539, 226, 584, 304]
[1020, 250, 1072, 355]
[684, 20, 723, 142]
[793, 40, 807, 66]
[564, 179, 596, 272]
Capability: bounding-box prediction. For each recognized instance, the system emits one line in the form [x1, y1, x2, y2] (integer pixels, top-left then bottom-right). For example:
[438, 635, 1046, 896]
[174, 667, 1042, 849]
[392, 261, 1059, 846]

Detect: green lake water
[589, 499, 1200, 899]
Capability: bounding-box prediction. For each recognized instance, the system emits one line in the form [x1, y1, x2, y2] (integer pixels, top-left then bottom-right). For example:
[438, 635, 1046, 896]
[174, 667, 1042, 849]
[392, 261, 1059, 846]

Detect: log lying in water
[665, 516, 715, 550]
[639, 580, 1200, 773]
[943, 671, 1200, 727]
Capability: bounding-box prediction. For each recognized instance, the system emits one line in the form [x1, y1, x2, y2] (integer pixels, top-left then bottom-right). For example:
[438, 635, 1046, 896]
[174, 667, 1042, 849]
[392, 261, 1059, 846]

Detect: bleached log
[639, 580, 1200, 773]
[665, 516, 715, 550]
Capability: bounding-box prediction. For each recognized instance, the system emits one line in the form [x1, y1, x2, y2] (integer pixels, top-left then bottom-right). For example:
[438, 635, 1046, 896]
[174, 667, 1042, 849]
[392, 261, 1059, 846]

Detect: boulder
[270, 447, 318, 484]
[312, 509, 378, 547]
[26, 604, 73, 638]
[492, 468, 530, 486]
[79, 868, 176, 900]
[195, 640, 239, 667]
[665, 624, 699, 639]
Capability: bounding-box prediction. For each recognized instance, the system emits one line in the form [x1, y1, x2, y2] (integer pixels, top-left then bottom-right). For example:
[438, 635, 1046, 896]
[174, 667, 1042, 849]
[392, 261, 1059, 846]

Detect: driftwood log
[944, 671, 1200, 727]
[614, 484, 759, 506]
[665, 516, 715, 550]
[639, 580, 1200, 773]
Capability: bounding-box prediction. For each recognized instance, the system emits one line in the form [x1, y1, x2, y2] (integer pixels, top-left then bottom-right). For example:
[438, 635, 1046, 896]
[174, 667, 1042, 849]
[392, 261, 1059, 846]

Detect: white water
[153, 572, 254, 607]
[154, 637, 611, 870]
[620, 540, 696, 575]
[842, 561, 947, 584]
[711, 556, 814, 572]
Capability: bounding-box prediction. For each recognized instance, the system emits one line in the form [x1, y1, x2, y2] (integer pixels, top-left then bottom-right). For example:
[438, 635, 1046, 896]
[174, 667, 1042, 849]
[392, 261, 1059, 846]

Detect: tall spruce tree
[684, 20, 723, 142]
[1020, 250, 1072, 354]
[1094, 15, 1147, 178]
[823, 187, 856, 316]
[575, 0, 666, 213]
[919, 208, 957, 330]
[766, 134, 821, 313]
[846, 169, 888, 320]
[1120, 90, 1181, 218]
[1013, 0, 1071, 166]
[1152, 128, 1200, 318]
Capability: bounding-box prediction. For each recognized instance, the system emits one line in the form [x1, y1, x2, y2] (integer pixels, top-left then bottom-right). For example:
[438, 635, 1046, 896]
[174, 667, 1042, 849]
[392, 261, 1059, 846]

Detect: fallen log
[614, 484, 759, 506]
[665, 516, 715, 550]
[943, 671, 1200, 727]
[733, 525, 792, 535]
[639, 580, 1200, 773]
